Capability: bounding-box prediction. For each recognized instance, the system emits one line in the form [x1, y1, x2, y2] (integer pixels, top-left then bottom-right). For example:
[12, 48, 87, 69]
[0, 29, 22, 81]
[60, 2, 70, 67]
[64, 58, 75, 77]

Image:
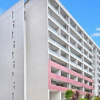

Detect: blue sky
[0, 0, 100, 47]
[60, 0, 100, 47]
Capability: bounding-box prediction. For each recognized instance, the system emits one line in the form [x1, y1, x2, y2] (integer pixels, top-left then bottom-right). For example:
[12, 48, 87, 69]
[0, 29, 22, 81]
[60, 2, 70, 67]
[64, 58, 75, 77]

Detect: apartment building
[0, 0, 100, 100]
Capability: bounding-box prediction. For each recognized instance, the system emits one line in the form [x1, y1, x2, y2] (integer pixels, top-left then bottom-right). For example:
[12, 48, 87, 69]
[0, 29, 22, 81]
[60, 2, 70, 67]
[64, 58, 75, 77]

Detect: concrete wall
[0, 1, 25, 100]
[25, 0, 48, 100]
[94, 48, 98, 96]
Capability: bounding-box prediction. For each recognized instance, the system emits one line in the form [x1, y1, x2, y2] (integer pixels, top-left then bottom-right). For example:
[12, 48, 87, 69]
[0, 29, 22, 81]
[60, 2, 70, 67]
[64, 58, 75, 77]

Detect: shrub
[65, 90, 74, 100]
[94, 96, 100, 100]
[79, 98, 88, 100]
[84, 93, 92, 100]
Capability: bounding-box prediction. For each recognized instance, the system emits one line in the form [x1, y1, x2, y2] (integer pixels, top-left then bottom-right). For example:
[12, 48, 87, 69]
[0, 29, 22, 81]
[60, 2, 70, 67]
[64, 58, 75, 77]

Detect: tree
[84, 93, 92, 100]
[65, 90, 74, 100]
[72, 91, 80, 100]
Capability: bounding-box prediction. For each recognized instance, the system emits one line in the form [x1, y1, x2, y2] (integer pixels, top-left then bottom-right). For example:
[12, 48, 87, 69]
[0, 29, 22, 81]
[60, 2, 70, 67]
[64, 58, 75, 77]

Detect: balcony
[48, 2, 59, 15]
[84, 46, 93, 56]
[50, 73, 93, 91]
[84, 69, 93, 76]
[70, 34, 82, 46]
[48, 26, 59, 36]
[70, 52, 83, 62]
[48, 26, 69, 46]
[59, 14, 69, 25]
[60, 56, 68, 62]
[70, 25, 82, 39]
[84, 39, 93, 49]
[48, 38, 69, 54]
[48, 14, 68, 34]
[60, 35, 68, 44]
[84, 62, 93, 69]
[70, 24, 76, 32]
[49, 49, 58, 57]
[70, 61, 82, 70]
[77, 31, 82, 38]
[84, 54, 93, 63]
[70, 43, 82, 54]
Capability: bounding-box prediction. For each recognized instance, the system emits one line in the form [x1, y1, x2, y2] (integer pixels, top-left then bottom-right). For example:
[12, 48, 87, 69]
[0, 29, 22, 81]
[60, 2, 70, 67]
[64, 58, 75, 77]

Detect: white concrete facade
[0, 0, 100, 100]
[0, 1, 25, 100]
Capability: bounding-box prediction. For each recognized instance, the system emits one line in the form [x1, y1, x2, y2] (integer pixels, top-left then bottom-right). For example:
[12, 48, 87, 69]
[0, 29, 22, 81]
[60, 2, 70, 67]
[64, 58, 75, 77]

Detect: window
[12, 52, 14, 59]
[12, 93, 14, 100]
[13, 21, 15, 28]
[13, 61, 15, 63]
[13, 44, 15, 48]
[13, 82, 15, 89]
[13, 64, 15, 68]
[12, 32, 13, 39]
[13, 41, 15, 43]
[13, 24, 15, 28]
[12, 11, 13, 19]
[12, 72, 14, 76]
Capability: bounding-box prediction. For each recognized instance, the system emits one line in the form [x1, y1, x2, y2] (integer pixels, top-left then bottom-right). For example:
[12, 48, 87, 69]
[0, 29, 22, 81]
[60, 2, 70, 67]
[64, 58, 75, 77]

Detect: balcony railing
[84, 54, 93, 63]
[84, 69, 93, 76]
[48, 26, 69, 45]
[48, 14, 68, 34]
[70, 52, 83, 62]
[84, 39, 92, 49]
[60, 14, 69, 25]
[77, 31, 82, 38]
[61, 56, 68, 62]
[84, 46, 93, 56]
[48, 2, 58, 14]
[49, 49, 58, 57]
[49, 49, 69, 63]
[70, 34, 82, 46]
[48, 38, 69, 53]
[70, 61, 82, 70]
[48, 26, 59, 35]
[70, 43, 82, 54]
[84, 62, 93, 69]
[60, 35, 68, 43]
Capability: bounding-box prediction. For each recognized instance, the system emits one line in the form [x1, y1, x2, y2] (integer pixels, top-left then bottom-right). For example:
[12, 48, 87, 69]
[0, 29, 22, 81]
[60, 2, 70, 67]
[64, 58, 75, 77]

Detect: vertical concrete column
[68, 16, 70, 24]
[82, 87, 85, 92]
[76, 60, 78, 65]
[68, 24, 70, 34]
[57, 5, 60, 14]
[48, 89, 50, 100]
[58, 49, 61, 57]
[75, 25, 77, 31]
[59, 91, 61, 100]
[66, 16, 68, 22]
[75, 43, 78, 48]
[58, 6, 60, 14]
[82, 34, 85, 76]
[87, 38, 89, 43]
[55, 92, 61, 100]
[68, 22, 71, 69]
[58, 28, 61, 35]
[69, 83, 71, 89]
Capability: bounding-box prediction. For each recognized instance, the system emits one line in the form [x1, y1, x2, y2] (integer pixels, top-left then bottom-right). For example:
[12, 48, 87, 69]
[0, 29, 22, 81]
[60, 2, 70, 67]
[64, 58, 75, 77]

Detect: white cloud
[92, 33, 100, 37]
[96, 28, 100, 31]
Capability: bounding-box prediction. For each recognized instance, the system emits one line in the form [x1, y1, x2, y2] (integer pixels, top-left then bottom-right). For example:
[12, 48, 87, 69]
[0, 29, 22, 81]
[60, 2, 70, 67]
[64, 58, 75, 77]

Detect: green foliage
[84, 93, 92, 100]
[94, 96, 100, 100]
[65, 90, 74, 100]
[79, 98, 88, 100]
